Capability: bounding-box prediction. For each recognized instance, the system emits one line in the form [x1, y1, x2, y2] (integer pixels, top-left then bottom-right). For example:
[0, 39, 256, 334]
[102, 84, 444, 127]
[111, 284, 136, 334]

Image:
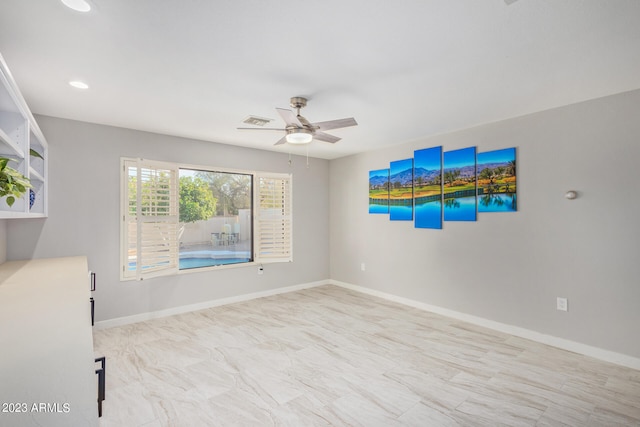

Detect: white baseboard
[94, 280, 328, 330]
[329, 279, 640, 371]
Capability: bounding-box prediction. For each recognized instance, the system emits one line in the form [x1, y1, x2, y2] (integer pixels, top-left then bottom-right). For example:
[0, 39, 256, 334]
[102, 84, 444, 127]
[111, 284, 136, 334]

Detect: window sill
[177, 260, 259, 275]
[120, 259, 260, 281]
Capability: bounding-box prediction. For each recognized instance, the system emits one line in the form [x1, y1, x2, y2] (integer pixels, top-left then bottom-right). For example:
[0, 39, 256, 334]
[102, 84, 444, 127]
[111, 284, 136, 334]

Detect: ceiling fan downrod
[290, 97, 307, 117]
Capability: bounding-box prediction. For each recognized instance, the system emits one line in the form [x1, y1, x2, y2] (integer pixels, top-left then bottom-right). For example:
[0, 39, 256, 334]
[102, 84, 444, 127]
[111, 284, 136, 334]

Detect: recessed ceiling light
[69, 81, 89, 89]
[61, 0, 91, 12]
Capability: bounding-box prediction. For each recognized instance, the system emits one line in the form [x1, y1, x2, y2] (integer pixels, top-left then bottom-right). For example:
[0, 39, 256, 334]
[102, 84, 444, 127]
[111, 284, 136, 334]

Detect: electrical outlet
[258, 265, 264, 275]
[361, 263, 366, 271]
[556, 297, 568, 311]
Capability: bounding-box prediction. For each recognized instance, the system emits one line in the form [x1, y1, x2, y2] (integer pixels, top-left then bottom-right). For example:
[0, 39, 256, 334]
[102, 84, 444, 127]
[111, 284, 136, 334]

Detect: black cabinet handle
[95, 357, 106, 417]
[90, 272, 96, 291]
[90, 297, 95, 326]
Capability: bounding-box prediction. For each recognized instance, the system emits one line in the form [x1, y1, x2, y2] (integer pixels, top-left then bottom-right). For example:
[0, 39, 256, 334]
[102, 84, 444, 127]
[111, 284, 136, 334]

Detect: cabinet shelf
[0, 127, 25, 158]
[29, 166, 44, 182]
[0, 53, 48, 218]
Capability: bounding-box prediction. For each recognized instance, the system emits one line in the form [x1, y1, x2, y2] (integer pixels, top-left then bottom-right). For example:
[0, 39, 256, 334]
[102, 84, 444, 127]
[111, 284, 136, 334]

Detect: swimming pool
[179, 257, 251, 270]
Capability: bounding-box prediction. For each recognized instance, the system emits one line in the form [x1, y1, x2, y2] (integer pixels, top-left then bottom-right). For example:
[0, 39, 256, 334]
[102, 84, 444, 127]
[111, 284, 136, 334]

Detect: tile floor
[93, 285, 640, 426]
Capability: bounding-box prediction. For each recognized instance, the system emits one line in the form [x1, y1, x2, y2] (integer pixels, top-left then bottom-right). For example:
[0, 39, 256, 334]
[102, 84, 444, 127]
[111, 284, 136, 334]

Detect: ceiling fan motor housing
[290, 97, 308, 109]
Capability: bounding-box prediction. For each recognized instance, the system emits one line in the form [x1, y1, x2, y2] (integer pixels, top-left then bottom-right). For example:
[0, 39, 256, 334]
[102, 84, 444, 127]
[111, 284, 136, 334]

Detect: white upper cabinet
[0, 53, 48, 218]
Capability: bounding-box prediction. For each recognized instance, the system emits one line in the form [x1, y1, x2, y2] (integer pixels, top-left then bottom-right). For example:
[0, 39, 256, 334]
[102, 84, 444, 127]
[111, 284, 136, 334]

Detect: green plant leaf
[30, 149, 44, 160]
[1, 156, 31, 206]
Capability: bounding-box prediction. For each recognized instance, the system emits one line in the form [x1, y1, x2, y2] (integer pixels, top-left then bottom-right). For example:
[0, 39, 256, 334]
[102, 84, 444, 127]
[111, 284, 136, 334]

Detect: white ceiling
[1, 1, 639, 160]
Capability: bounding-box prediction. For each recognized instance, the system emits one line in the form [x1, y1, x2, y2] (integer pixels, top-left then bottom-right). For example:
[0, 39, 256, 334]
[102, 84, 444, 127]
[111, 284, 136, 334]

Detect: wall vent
[243, 116, 273, 126]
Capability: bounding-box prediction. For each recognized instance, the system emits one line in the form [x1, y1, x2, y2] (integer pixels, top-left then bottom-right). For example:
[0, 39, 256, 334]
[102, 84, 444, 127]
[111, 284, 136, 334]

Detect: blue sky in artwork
[369, 169, 388, 179]
[414, 146, 441, 171]
[390, 158, 413, 175]
[477, 147, 515, 165]
[444, 147, 475, 169]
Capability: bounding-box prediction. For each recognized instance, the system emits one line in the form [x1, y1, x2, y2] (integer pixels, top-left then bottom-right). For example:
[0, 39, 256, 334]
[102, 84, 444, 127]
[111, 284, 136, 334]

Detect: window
[121, 158, 292, 280]
[178, 168, 252, 270]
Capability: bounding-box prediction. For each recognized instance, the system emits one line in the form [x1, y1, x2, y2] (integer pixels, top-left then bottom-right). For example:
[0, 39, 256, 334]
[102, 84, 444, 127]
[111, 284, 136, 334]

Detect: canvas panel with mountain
[443, 146, 477, 221]
[389, 158, 413, 221]
[477, 147, 517, 212]
[414, 146, 442, 229]
[369, 168, 390, 214]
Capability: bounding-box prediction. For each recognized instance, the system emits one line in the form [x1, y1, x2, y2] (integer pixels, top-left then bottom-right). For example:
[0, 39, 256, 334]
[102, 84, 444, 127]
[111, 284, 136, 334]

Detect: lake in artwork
[477, 147, 517, 213]
[369, 168, 390, 214]
[389, 158, 413, 221]
[478, 193, 517, 212]
[414, 146, 442, 229]
[443, 196, 478, 220]
[443, 147, 477, 221]
[415, 199, 442, 228]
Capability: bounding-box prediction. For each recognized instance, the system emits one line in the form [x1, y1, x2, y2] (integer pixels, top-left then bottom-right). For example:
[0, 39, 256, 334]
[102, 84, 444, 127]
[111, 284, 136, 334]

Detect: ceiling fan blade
[313, 132, 341, 144]
[274, 136, 287, 146]
[237, 127, 287, 131]
[311, 117, 357, 131]
[276, 108, 303, 127]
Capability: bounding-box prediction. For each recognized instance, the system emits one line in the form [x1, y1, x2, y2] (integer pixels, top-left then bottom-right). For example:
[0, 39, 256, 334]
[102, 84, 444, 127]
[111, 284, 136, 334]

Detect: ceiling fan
[238, 97, 358, 146]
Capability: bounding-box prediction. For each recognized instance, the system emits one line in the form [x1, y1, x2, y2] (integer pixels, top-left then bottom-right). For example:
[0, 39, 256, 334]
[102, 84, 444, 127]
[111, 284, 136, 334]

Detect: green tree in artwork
[179, 176, 217, 223]
[443, 169, 461, 186]
[479, 167, 497, 185]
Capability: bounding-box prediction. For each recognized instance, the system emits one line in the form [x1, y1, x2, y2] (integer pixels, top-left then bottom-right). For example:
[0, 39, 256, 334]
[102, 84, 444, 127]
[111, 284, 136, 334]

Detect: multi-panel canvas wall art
[369, 145, 517, 228]
[369, 169, 390, 213]
[443, 147, 476, 221]
[414, 146, 443, 229]
[389, 158, 413, 221]
[477, 148, 517, 212]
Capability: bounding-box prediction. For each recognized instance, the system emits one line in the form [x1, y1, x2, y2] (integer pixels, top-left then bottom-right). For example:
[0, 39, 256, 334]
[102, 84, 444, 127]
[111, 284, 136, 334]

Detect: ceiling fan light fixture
[286, 129, 313, 144]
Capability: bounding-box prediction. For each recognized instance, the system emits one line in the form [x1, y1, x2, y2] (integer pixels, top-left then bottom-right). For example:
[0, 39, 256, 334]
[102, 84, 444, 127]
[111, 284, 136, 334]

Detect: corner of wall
[0, 219, 6, 264]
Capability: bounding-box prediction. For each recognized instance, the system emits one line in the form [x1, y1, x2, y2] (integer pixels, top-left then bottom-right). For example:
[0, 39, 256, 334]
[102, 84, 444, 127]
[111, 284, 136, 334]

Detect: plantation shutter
[254, 173, 292, 263]
[122, 158, 179, 280]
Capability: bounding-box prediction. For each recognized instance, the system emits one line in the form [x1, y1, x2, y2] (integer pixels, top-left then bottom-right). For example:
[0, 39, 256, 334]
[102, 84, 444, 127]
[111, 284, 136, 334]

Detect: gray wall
[329, 89, 640, 359]
[5, 90, 639, 360]
[7, 117, 330, 322]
